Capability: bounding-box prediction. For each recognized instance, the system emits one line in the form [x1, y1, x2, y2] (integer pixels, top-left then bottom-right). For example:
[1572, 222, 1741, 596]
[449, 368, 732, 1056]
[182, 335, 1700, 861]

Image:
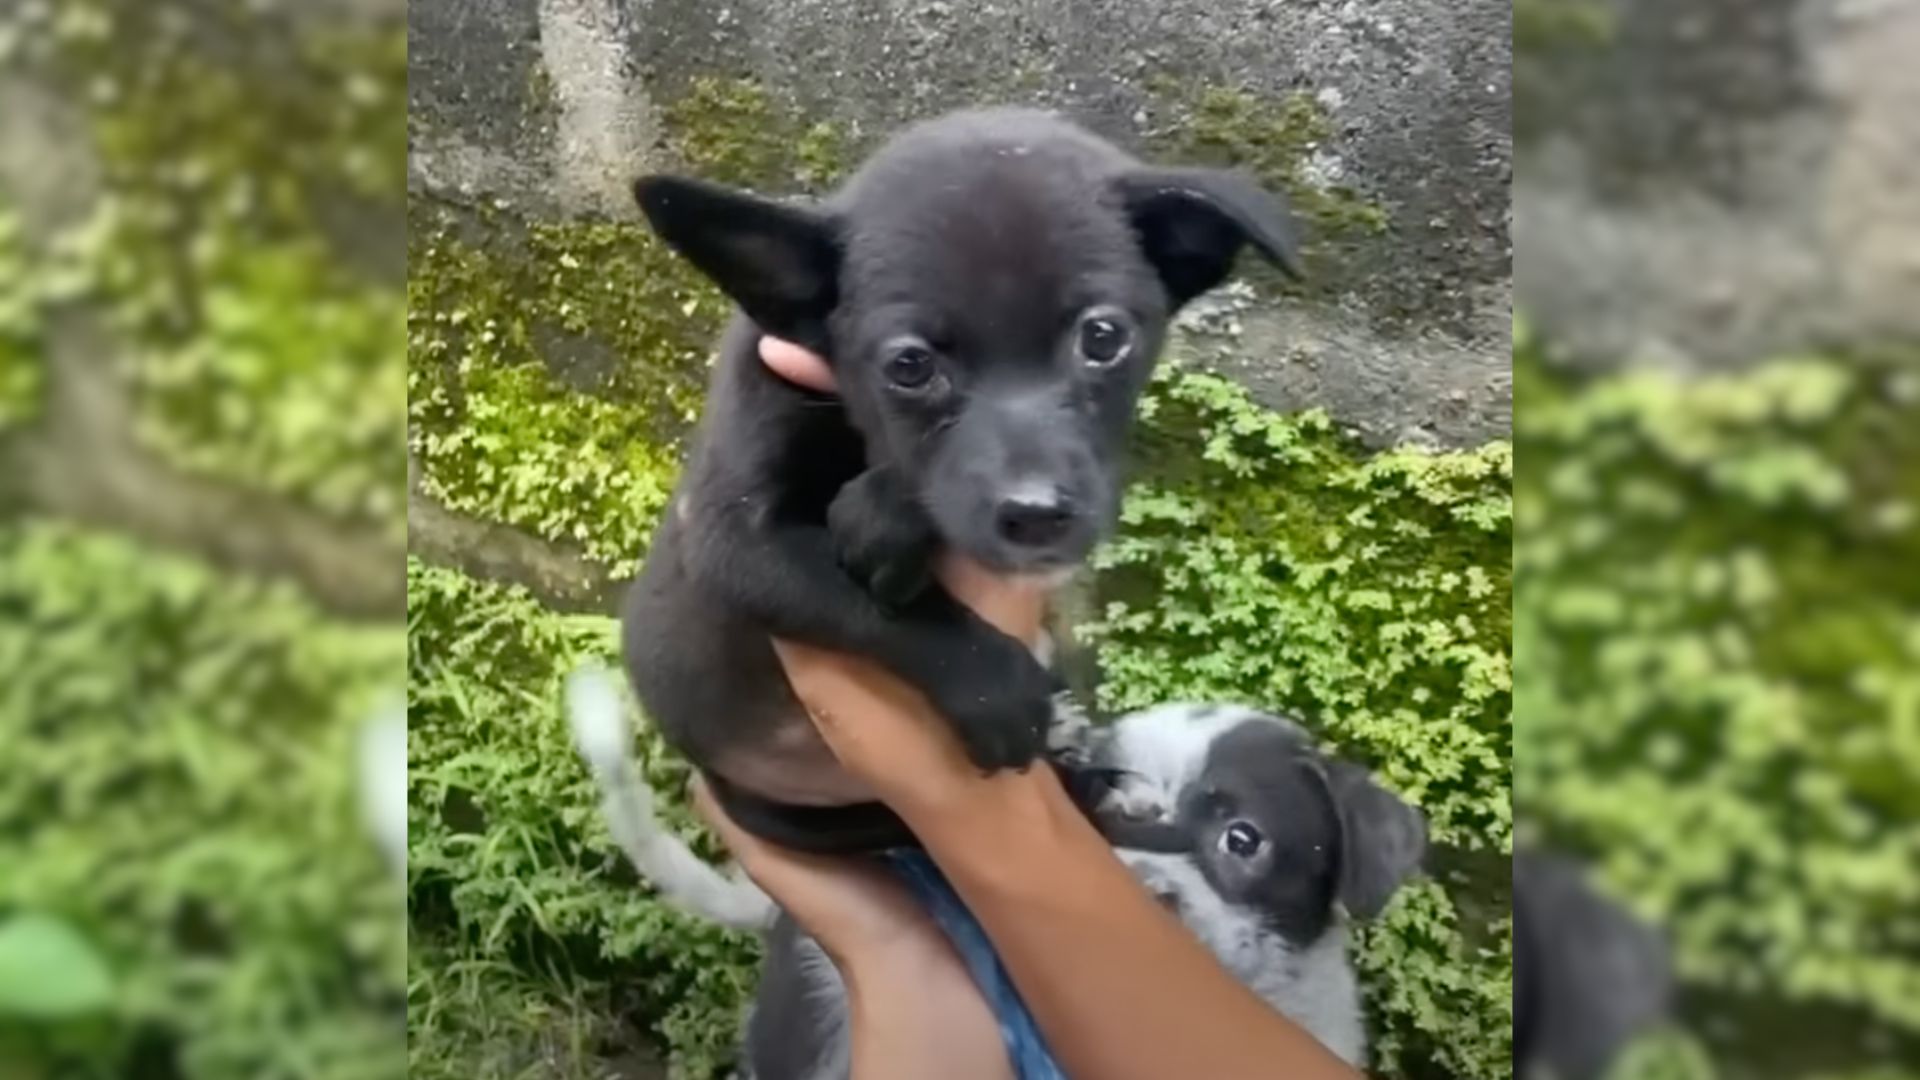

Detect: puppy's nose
[995, 494, 1076, 548]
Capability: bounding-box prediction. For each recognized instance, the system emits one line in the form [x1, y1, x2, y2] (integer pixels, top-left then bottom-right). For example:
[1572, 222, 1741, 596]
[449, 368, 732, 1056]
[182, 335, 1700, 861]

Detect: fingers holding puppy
[774, 556, 1050, 807]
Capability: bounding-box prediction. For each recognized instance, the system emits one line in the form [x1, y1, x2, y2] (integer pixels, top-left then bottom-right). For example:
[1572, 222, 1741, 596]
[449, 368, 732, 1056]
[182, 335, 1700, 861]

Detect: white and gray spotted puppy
[568, 670, 1426, 1077]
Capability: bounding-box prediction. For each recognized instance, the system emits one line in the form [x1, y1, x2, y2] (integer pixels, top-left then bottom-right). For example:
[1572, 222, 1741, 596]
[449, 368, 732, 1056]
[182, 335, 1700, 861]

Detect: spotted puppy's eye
[884, 340, 937, 390]
[1077, 309, 1132, 366]
[1221, 820, 1265, 858]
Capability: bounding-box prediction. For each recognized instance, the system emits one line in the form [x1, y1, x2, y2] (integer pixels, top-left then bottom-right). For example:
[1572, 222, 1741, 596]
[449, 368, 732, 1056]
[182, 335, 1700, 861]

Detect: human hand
[690, 777, 1014, 1080]
[689, 775, 942, 969]
[772, 555, 1050, 820]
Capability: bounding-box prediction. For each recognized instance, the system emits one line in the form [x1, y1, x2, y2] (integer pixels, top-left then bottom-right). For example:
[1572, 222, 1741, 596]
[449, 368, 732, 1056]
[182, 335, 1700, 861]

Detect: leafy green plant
[406, 561, 761, 1077]
[0, 523, 405, 1079]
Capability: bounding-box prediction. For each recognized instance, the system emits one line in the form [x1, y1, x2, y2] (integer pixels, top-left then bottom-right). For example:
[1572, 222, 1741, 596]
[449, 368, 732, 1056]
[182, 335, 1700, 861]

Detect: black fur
[624, 108, 1301, 852]
[1514, 851, 1671, 1080]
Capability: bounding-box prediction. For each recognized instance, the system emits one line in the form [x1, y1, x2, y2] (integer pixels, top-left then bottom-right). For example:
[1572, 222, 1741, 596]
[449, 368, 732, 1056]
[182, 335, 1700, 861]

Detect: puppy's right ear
[633, 176, 842, 348]
[1114, 167, 1304, 308]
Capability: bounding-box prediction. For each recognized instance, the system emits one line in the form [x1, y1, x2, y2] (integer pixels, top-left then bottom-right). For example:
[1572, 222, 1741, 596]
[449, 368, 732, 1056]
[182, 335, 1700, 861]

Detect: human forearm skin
[905, 767, 1363, 1080]
[841, 938, 1014, 1080]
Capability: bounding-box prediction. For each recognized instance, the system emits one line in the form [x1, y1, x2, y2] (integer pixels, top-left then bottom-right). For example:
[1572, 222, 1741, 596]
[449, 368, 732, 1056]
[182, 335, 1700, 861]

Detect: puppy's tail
[566, 665, 776, 932]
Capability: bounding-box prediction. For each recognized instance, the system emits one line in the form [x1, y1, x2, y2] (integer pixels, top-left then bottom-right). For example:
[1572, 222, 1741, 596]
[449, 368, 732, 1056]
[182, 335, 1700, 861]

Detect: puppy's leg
[685, 503, 1057, 770]
[567, 666, 775, 931]
[827, 465, 937, 611]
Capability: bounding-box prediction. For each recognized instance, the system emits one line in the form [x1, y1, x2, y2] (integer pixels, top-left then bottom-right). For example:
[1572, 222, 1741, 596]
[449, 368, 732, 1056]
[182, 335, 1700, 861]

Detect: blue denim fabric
[884, 850, 1068, 1080]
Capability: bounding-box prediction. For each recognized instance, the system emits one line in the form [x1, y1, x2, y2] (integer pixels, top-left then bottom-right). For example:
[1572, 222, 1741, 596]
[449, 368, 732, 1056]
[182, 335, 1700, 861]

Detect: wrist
[903, 764, 1086, 883]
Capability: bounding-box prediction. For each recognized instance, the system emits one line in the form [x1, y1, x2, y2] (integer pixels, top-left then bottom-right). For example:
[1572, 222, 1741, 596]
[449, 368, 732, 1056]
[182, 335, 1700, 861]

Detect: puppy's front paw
[829, 468, 938, 610]
[931, 646, 1059, 772]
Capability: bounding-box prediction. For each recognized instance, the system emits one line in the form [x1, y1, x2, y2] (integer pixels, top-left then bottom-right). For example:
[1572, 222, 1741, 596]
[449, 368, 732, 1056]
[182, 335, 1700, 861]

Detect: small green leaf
[0, 914, 115, 1019]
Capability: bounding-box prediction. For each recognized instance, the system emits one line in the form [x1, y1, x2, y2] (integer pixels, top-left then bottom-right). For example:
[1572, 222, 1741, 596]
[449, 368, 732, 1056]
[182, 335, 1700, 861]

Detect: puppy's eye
[1220, 820, 1265, 859]
[885, 344, 937, 390]
[1077, 312, 1132, 366]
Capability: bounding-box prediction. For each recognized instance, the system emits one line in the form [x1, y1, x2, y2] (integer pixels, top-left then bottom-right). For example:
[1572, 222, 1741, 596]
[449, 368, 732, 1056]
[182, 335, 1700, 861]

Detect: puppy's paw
[828, 467, 938, 610]
[930, 645, 1059, 772]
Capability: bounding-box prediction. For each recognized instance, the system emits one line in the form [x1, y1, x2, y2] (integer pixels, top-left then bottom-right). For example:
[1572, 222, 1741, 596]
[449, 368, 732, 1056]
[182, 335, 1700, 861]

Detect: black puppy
[624, 108, 1300, 852]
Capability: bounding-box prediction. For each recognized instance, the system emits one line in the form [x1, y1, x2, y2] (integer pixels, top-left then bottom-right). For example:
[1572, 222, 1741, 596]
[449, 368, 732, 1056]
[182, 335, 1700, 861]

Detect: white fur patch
[1101, 703, 1291, 817]
[566, 664, 775, 931]
[357, 699, 408, 878]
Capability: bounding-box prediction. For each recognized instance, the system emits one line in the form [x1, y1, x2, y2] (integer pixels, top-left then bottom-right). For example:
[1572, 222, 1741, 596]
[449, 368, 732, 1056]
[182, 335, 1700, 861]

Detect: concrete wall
[408, 0, 1514, 449]
[1516, 0, 1920, 370]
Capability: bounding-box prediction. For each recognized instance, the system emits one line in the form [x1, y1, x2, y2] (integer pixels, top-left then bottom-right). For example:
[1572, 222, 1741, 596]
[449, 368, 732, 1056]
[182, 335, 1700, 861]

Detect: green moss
[1515, 0, 1614, 50]
[1145, 80, 1391, 289]
[660, 76, 851, 194]
[27, 0, 407, 532]
[407, 207, 723, 572]
[1516, 331, 1920, 1071]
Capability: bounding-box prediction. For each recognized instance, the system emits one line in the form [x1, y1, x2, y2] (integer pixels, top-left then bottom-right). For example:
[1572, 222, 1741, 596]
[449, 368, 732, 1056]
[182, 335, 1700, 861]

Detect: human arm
[772, 555, 1364, 1080]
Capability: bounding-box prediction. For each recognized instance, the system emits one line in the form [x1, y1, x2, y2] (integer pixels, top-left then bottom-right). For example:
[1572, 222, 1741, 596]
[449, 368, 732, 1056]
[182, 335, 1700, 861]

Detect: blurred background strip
[0, 0, 406, 1078]
[1516, 0, 1920, 1077]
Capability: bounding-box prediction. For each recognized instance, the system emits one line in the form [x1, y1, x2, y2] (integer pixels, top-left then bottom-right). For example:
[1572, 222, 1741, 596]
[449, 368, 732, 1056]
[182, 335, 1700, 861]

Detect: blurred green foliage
[21, 0, 407, 532]
[1, 1, 408, 1076]
[0, 523, 405, 1079]
[1515, 323, 1920, 1077]
[1513, 0, 1613, 50]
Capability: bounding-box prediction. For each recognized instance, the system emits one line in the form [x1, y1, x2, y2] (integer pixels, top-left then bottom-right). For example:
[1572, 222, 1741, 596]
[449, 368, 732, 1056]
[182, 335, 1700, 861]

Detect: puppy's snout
[995, 493, 1076, 548]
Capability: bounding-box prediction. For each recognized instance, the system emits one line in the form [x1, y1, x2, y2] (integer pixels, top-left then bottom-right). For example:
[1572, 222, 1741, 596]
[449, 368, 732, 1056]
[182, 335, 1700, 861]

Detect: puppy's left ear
[1323, 760, 1427, 919]
[634, 175, 842, 349]
[1114, 167, 1304, 307]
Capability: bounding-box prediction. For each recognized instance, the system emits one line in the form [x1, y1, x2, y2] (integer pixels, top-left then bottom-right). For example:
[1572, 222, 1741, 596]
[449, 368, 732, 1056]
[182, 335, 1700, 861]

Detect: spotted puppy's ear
[633, 175, 843, 351]
[1113, 166, 1304, 307]
[1321, 760, 1427, 919]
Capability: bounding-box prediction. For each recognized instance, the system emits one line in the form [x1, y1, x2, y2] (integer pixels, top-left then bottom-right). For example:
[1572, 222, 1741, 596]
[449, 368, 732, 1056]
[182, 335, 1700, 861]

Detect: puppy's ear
[1322, 760, 1426, 919]
[1114, 167, 1304, 307]
[633, 175, 842, 348]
